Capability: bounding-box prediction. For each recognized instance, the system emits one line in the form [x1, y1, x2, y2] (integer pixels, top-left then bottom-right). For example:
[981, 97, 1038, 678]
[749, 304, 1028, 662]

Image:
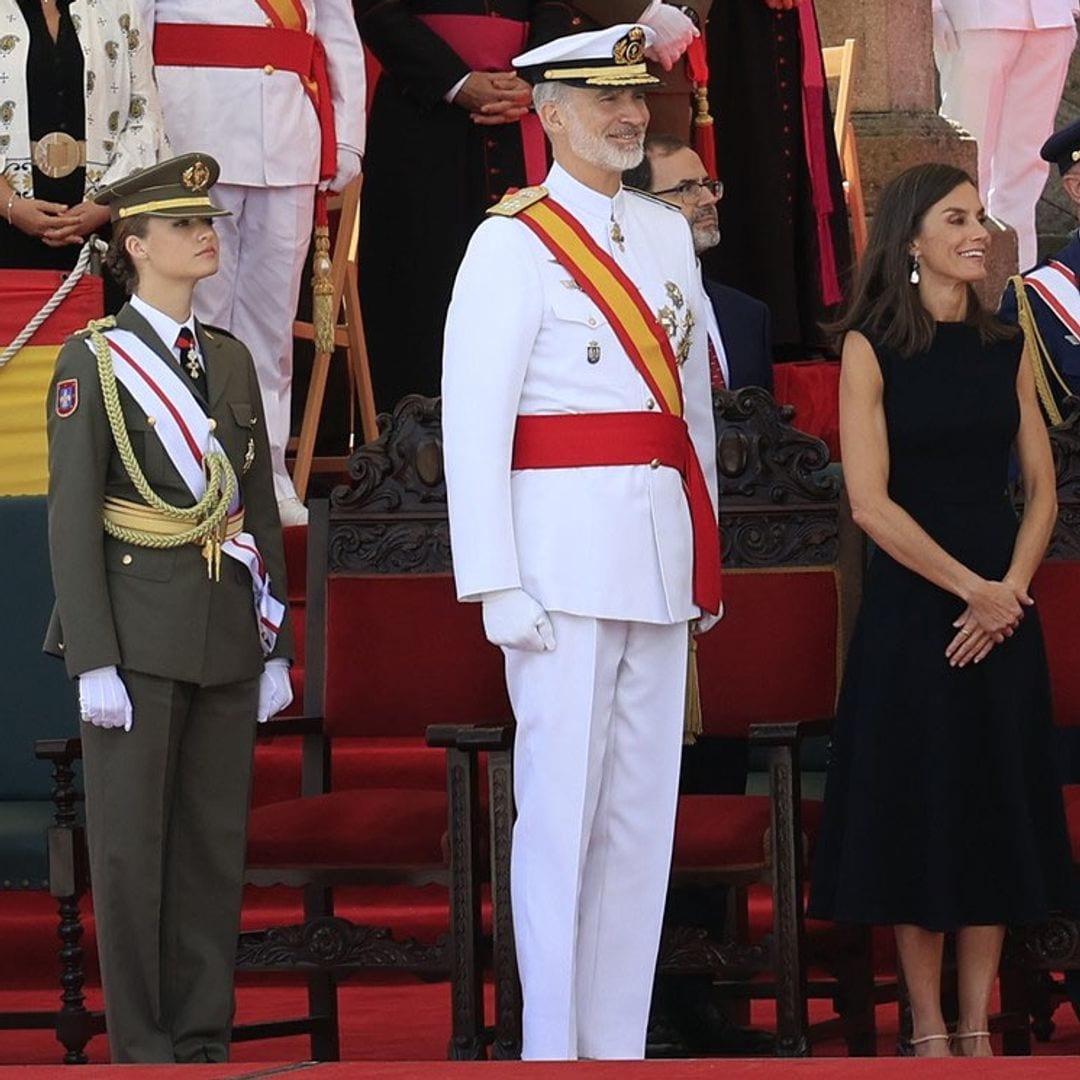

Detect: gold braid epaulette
[88, 317, 238, 578]
[1010, 276, 1069, 427]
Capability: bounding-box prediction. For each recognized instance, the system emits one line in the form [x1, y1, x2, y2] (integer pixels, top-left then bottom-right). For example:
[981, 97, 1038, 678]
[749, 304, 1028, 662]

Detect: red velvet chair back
[323, 574, 510, 738]
[696, 567, 840, 737]
[1032, 560, 1080, 729]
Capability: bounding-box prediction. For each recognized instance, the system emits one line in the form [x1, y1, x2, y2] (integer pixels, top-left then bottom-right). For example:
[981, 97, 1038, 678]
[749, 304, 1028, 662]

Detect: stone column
[816, 0, 1017, 299]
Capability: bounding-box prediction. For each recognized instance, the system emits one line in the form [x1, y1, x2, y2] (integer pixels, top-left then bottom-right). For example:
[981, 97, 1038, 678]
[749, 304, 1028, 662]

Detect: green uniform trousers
[81, 669, 259, 1064]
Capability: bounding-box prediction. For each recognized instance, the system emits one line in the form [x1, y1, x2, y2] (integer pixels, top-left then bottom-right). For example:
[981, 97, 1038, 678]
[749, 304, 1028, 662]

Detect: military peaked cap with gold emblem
[1040, 118, 1080, 176]
[512, 24, 661, 88]
[92, 152, 231, 222]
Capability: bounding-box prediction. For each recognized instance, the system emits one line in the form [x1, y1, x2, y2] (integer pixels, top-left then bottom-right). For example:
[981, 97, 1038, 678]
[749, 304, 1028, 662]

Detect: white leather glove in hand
[323, 146, 363, 193]
[932, 3, 959, 53]
[482, 588, 556, 652]
[256, 658, 294, 723]
[692, 607, 723, 636]
[639, 0, 698, 71]
[78, 666, 133, 732]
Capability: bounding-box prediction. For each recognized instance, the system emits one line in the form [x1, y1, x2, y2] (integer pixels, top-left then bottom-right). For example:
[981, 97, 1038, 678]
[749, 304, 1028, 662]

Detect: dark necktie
[707, 338, 727, 390]
[175, 327, 207, 399]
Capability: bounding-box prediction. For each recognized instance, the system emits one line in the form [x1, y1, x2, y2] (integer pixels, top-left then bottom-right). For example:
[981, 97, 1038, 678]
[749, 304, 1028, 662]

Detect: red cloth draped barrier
[773, 359, 841, 461]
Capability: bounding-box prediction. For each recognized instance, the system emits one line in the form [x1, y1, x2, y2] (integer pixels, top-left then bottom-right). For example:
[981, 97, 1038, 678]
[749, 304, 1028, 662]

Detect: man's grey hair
[532, 80, 574, 110]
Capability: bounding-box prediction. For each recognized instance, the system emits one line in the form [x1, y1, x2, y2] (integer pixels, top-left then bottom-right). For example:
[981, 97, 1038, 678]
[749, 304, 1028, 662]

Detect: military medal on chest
[183, 345, 200, 380]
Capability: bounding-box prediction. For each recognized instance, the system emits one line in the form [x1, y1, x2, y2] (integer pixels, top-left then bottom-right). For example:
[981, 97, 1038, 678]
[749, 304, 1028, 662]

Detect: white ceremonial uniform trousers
[195, 182, 317, 503]
[504, 612, 689, 1060]
[937, 26, 1078, 270]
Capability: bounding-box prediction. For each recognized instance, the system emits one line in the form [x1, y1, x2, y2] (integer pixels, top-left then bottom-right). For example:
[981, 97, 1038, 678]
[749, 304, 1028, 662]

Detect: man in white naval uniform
[137, 0, 367, 524]
[442, 25, 721, 1061]
[933, 0, 1078, 270]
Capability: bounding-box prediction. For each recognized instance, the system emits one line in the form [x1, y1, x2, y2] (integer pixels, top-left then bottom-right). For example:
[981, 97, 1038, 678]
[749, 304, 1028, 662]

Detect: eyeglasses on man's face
[652, 178, 724, 202]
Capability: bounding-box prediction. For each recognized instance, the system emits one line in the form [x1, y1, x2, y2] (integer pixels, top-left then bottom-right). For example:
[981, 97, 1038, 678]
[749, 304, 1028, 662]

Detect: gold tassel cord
[683, 630, 703, 745]
[89, 319, 238, 578]
[312, 223, 334, 355]
[1010, 275, 1065, 427]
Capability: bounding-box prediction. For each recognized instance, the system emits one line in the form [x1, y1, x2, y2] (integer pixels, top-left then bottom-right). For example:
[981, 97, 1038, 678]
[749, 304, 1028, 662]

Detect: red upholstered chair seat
[673, 794, 824, 872]
[251, 736, 448, 808]
[247, 788, 448, 868]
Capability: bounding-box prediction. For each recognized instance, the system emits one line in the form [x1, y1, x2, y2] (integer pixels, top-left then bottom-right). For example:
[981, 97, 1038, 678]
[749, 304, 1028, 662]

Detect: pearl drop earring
[909, 253, 920, 285]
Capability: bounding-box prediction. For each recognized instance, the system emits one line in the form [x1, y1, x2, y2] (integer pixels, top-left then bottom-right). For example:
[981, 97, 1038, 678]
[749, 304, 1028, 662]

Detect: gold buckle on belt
[30, 132, 86, 179]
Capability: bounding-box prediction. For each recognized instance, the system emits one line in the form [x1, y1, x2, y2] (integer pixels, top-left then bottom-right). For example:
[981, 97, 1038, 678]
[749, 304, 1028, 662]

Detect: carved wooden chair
[463, 389, 884, 1058]
[999, 403, 1080, 1052]
[237, 394, 511, 1061]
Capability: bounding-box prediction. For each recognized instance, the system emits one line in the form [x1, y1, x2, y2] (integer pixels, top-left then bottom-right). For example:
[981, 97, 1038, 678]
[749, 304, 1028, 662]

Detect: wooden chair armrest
[426, 723, 513, 752]
[747, 717, 831, 748]
[34, 737, 84, 763]
[255, 714, 325, 738]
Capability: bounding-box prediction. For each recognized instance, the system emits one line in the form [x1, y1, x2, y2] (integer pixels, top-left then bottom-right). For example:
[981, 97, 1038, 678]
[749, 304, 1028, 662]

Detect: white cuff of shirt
[445, 74, 469, 104]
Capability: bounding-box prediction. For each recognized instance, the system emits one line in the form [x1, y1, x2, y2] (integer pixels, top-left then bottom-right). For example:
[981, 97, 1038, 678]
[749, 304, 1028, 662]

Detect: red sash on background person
[797, 3, 842, 307]
[416, 13, 547, 187]
[507, 196, 722, 615]
[153, 0, 336, 182]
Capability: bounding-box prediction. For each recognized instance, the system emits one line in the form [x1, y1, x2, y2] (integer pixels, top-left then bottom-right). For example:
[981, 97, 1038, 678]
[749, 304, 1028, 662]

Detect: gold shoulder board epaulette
[487, 185, 549, 217]
[625, 187, 681, 212]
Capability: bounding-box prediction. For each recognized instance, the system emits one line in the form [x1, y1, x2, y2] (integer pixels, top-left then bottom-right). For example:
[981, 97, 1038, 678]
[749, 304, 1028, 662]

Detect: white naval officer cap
[512, 24, 661, 88]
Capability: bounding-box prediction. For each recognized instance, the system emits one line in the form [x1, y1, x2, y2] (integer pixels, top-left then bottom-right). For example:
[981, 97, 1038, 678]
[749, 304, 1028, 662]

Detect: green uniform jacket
[43, 302, 295, 685]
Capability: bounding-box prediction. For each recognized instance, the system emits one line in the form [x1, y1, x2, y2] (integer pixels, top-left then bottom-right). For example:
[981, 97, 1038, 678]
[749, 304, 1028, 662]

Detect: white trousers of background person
[194, 182, 316, 504]
[505, 612, 688, 1060]
[936, 25, 1078, 270]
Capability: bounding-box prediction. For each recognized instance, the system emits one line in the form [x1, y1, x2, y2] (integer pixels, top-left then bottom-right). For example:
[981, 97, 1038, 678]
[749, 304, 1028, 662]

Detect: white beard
[565, 113, 644, 173]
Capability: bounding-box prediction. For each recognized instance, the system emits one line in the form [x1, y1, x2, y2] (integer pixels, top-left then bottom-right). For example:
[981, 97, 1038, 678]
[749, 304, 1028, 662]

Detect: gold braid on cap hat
[87, 317, 238, 567]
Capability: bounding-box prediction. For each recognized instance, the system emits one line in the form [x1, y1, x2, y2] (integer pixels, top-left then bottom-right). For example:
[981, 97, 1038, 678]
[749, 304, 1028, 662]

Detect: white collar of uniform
[129, 292, 198, 360]
[545, 161, 627, 225]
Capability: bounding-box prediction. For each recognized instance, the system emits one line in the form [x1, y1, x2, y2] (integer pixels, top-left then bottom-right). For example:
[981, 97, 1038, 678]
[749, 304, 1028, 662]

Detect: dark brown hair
[104, 214, 151, 295]
[829, 163, 1016, 357]
[621, 133, 691, 191]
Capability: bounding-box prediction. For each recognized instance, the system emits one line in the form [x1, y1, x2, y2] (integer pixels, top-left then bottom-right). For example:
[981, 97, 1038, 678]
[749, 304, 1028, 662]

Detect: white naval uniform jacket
[936, 0, 1078, 29]
[137, 0, 366, 188]
[442, 163, 719, 626]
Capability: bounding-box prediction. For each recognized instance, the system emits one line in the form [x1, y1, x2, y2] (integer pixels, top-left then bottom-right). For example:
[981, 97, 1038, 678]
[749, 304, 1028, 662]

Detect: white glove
[256, 658, 294, 723]
[78, 666, 133, 732]
[481, 588, 556, 652]
[692, 605, 724, 636]
[639, 0, 698, 71]
[323, 146, 363, 193]
[932, 3, 959, 54]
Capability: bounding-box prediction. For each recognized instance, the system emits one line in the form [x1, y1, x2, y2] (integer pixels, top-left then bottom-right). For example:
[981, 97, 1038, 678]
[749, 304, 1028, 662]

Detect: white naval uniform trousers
[138, 0, 367, 502]
[442, 163, 719, 1060]
[935, 0, 1078, 269]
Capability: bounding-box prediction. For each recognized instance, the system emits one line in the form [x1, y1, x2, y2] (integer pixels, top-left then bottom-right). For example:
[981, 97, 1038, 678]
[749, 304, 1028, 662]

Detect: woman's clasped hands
[946, 578, 1033, 668]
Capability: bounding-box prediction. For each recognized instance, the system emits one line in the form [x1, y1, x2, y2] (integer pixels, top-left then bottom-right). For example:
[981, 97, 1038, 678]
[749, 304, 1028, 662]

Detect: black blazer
[705, 277, 773, 392]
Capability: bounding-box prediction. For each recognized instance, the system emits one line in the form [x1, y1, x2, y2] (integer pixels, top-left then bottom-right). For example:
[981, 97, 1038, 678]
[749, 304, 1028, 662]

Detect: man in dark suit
[999, 117, 1080, 427]
[45, 153, 294, 1063]
[624, 133, 773, 390]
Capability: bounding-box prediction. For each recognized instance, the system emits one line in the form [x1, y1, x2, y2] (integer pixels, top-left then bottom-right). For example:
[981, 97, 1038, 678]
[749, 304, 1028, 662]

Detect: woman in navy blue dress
[808, 164, 1074, 1057]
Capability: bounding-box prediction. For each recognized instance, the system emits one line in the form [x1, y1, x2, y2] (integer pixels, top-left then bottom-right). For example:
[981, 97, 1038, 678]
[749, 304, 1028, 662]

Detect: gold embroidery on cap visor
[539, 64, 659, 86]
[116, 195, 216, 218]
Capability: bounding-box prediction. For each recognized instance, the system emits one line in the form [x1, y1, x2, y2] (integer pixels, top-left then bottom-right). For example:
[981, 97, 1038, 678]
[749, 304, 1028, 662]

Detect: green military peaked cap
[93, 152, 231, 222]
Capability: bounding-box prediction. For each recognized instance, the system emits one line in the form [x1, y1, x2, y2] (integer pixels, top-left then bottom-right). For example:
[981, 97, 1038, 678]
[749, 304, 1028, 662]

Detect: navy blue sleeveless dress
[808, 322, 1075, 930]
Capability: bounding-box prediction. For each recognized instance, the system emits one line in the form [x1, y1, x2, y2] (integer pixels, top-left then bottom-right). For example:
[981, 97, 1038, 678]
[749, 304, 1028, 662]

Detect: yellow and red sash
[153, 0, 336, 180]
[510, 196, 722, 614]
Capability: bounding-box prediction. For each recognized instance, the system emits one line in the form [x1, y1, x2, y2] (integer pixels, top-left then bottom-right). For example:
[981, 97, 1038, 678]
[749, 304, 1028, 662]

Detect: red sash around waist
[153, 24, 337, 180]
[511, 412, 722, 614]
